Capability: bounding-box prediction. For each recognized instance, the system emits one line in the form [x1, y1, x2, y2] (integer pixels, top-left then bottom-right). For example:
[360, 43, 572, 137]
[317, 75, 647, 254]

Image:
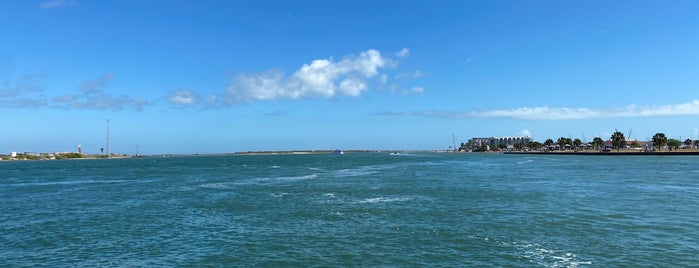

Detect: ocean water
[1, 153, 698, 267]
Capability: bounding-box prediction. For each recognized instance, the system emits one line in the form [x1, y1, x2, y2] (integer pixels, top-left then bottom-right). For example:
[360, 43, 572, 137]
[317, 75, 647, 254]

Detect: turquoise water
[1, 153, 698, 267]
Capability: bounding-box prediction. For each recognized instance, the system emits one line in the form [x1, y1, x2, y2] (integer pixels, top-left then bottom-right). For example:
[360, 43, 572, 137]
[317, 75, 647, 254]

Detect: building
[468, 136, 533, 150]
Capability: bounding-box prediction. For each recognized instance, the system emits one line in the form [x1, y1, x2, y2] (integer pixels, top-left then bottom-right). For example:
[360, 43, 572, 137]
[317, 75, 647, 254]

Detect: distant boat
[333, 149, 344, 155]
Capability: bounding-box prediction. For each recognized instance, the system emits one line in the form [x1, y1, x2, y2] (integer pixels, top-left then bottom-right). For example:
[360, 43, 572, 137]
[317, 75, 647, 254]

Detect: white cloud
[395, 70, 422, 79]
[376, 100, 699, 120]
[0, 74, 48, 108]
[51, 73, 149, 111]
[0, 73, 44, 98]
[225, 49, 389, 102]
[168, 90, 199, 105]
[517, 129, 532, 137]
[40, 0, 76, 9]
[52, 93, 148, 111]
[396, 48, 410, 57]
[338, 78, 367, 96]
[0, 72, 150, 110]
[79, 72, 115, 93]
[402, 86, 424, 95]
[379, 74, 388, 84]
[262, 110, 289, 117]
[470, 101, 699, 120]
[3, 49, 414, 110]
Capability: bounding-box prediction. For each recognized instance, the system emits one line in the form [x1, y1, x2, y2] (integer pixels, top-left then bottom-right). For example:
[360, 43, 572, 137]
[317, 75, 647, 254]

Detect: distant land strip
[503, 150, 699, 156]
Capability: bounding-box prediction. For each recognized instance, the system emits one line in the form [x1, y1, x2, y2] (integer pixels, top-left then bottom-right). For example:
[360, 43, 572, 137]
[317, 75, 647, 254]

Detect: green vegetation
[592, 137, 604, 150]
[652, 133, 668, 150]
[462, 128, 696, 153]
[557, 137, 572, 148]
[610, 131, 626, 151]
[14, 154, 39, 160]
[55, 153, 84, 159]
[667, 139, 682, 150]
[530, 141, 543, 150]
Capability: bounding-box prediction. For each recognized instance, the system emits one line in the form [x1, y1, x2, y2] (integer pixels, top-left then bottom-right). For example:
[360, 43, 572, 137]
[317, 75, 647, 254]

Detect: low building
[468, 136, 533, 150]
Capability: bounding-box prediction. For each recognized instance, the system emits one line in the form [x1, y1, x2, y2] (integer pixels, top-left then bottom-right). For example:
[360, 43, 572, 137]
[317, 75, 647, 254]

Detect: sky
[2, 0, 699, 154]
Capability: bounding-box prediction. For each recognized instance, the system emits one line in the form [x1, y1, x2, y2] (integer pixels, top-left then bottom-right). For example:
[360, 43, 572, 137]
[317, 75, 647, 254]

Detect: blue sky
[2, 0, 699, 154]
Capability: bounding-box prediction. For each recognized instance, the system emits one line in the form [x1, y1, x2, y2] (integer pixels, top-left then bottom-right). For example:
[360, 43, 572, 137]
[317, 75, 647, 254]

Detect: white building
[468, 136, 533, 149]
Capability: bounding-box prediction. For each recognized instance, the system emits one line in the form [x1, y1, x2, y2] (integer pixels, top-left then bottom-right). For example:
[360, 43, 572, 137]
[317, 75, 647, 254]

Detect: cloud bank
[52, 73, 148, 111]
[1, 49, 419, 111]
[377, 100, 699, 120]
[0, 73, 48, 107]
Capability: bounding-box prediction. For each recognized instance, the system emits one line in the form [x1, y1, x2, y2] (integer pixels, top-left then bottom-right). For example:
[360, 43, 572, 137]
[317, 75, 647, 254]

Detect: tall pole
[107, 119, 110, 158]
[452, 133, 457, 152]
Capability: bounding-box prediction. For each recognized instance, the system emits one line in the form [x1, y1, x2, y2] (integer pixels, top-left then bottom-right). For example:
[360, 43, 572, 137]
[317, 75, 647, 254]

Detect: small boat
[333, 149, 344, 155]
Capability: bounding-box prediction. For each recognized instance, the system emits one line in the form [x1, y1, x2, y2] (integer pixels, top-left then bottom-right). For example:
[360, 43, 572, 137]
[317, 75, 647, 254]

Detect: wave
[199, 182, 235, 190]
[234, 173, 320, 185]
[199, 173, 321, 189]
[332, 168, 377, 178]
[331, 163, 405, 178]
[359, 196, 414, 204]
[508, 241, 592, 267]
[271, 192, 288, 198]
[517, 159, 534, 165]
[5, 179, 129, 187]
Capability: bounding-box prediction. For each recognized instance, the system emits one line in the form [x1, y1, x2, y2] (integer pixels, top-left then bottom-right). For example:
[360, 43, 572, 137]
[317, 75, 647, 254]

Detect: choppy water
[1, 153, 698, 267]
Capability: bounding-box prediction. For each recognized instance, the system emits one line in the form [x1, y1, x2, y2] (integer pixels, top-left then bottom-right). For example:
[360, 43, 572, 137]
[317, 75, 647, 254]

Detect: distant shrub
[56, 153, 83, 159]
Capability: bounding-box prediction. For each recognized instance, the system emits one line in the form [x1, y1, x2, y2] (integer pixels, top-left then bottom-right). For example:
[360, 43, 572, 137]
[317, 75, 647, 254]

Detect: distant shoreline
[7, 149, 698, 161]
[0, 150, 424, 160]
[503, 150, 699, 156]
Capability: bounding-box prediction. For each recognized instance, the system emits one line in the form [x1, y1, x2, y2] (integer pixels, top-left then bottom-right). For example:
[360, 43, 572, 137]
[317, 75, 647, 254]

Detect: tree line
[461, 131, 698, 152]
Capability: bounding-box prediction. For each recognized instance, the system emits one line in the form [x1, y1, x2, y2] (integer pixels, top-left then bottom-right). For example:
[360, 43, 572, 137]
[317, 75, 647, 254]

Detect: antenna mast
[106, 119, 110, 158]
[628, 128, 632, 140]
[452, 133, 457, 152]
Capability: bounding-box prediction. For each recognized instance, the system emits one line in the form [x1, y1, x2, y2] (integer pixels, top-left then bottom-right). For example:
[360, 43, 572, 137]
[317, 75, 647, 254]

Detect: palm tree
[557, 137, 572, 150]
[544, 139, 554, 146]
[610, 131, 626, 151]
[684, 139, 692, 148]
[652, 133, 668, 151]
[592, 137, 604, 150]
[573, 138, 582, 149]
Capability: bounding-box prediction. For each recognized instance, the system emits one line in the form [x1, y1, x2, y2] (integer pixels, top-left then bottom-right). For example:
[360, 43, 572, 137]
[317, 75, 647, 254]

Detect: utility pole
[107, 119, 110, 158]
[452, 133, 457, 152]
